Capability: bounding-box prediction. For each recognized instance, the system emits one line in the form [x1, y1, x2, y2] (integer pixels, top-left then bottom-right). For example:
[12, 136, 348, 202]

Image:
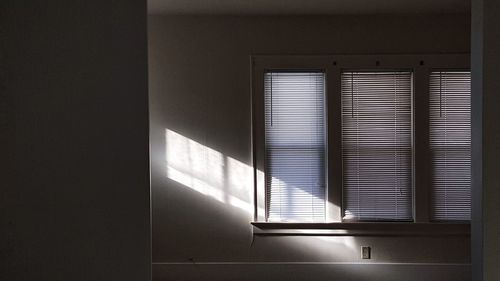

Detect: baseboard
[153, 262, 470, 281]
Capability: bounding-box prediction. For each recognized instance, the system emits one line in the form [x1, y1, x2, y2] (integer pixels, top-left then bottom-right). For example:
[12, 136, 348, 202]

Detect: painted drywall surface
[472, 0, 500, 280]
[149, 15, 471, 280]
[1, 1, 150, 280]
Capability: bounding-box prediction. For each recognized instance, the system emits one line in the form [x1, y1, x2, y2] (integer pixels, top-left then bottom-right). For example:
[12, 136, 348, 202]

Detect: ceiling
[148, 0, 470, 15]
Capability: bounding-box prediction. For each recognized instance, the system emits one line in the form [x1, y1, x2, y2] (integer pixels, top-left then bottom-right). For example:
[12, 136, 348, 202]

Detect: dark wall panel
[1, 1, 150, 280]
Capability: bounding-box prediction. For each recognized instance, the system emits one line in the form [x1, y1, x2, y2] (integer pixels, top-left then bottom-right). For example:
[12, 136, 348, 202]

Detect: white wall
[149, 15, 471, 281]
[1, 1, 150, 280]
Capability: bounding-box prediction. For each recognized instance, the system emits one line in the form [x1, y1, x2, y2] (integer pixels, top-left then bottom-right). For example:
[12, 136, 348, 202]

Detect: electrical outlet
[361, 246, 371, 259]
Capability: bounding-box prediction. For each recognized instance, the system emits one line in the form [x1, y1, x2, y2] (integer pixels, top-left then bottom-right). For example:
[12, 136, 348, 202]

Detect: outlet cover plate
[361, 246, 371, 259]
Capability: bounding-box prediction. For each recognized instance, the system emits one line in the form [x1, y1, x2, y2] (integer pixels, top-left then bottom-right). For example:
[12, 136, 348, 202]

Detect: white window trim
[251, 54, 470, 227]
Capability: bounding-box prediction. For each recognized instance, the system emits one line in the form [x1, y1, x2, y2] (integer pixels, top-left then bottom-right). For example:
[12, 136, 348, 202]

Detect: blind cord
[270, 73, 273, 126]
[351, 72, 354, 118]
[439, 71, 443, 118]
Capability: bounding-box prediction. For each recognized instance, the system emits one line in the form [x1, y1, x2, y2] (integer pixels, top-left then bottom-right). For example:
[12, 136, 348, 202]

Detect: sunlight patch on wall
[165, 129, 256, 215]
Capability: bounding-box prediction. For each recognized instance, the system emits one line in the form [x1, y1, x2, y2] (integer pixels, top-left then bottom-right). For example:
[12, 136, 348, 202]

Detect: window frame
[251, 54, 470, 230]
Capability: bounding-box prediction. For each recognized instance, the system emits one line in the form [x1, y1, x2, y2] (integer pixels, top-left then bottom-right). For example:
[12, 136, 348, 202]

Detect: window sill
[251, 222, 470, 236]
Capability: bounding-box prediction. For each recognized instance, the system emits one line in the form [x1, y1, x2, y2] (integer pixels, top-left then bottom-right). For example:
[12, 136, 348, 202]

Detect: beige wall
[149, 15, 471, 281]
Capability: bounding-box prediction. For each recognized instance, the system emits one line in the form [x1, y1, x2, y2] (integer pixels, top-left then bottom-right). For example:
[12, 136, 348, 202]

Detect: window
[252, 55, 470, 226]
[429, 71, 471, 221]
[264, 72, 326, 222]
[342, 71, 413, 221]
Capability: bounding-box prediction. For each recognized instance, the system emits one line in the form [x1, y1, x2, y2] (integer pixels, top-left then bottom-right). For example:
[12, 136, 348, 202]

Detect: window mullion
[414, 67, 431, 223]
[327, 65, 343, 222]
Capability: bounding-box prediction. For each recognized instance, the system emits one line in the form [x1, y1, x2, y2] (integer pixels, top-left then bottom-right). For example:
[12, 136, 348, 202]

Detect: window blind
[264, 72, 326, 222]
[342, 71, 413, 221]
[429, 71, 471, 221]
